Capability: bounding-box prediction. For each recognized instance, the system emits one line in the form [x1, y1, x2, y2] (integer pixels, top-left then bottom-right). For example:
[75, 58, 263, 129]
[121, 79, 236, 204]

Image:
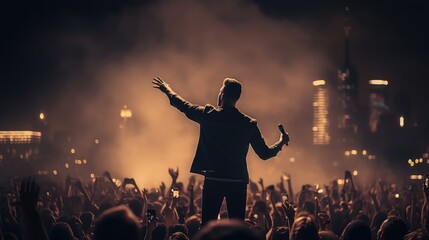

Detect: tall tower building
[368, 79, 389, 132]
[336, 6, 359, 145]
[313, 80, 330, 145]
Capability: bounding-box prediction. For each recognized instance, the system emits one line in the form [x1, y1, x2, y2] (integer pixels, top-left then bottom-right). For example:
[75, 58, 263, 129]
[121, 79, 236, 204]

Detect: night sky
[1, 0, 429, 186]
[1, 0, 428, 128]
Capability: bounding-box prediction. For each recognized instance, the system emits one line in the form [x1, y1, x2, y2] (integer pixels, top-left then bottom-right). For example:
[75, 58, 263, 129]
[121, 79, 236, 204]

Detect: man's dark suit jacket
[168, 93, 283, 183]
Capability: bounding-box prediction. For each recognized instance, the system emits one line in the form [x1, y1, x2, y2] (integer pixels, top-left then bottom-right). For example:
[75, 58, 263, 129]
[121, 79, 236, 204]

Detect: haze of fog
[41, 0, 378, 189]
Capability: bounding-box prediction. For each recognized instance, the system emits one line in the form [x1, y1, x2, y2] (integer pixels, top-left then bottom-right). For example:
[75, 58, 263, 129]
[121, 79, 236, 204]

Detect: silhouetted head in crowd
[97, 201, 113, 216]
[147, 191, 161, 203]
[93, 205, 141, 240]
[331, 210, 347, 237]
[49, 222, 76, 240]
[217, 78, 242, 107]
[377, 216, 408, 240]
[152, 223, 168, 240]
[80, 211, 95, 234]
[370, 212, 387, 233]
[340, 220, 371, 240]
[185, 215, 201, 239]
[194, 219, 261, 240]
[318, 231, 339, 240]
[252, 200, 269, 213]
[67, 215, 84, 238]
[40, 209, 56, 234]
[355, 212, 370, 226]
[270, 226, 289, 240]
[128, 198, 143, 218]
[404, 229, 429, 240]
[68, 196, 84, 217]
[302, 201, 316, 215]
[290, 216, 319, 240]
[169, 224, 189, 237]
[169, 231, 190, 240]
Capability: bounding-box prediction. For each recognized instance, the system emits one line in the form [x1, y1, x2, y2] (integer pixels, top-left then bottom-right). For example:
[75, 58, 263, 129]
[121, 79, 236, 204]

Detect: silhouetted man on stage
[152, 76, 289, 225]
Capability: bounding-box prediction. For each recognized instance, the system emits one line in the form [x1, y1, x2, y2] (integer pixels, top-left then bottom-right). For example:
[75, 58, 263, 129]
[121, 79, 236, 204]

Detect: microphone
[278, 124, 289, 146]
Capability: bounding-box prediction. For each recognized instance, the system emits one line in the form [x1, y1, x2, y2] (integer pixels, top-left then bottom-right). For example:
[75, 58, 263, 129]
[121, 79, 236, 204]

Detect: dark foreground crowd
[1, 169, 428, 240]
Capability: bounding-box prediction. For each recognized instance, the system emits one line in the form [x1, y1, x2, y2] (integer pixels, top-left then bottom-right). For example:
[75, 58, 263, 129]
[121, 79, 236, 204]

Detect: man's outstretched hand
[152, 76, 173, 94]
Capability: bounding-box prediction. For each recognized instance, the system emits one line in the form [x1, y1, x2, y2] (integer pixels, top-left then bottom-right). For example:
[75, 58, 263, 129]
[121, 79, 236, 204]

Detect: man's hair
[222, 78, 242, 102]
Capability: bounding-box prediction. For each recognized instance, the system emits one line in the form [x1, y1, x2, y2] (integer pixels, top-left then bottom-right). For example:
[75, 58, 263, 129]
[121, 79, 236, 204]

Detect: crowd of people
[0, 168, 428, 240]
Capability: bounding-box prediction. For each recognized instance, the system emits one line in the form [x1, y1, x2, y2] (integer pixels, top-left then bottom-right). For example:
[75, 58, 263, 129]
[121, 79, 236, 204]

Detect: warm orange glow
[410, 175, 423, 180]
[52, 170, 58, 175]
[369, 79, 388, 86]
[39, 113, 45, 120]
[353, 170, 358, 176]
[120, 105, 133, 118]
[65, 163, 70, 168]
[70, 148, 76, 154]
[312, 80, 326, 86]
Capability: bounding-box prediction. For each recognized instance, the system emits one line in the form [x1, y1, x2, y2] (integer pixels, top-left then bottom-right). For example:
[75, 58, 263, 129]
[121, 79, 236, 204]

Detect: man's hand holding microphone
[278, 124, 290, 146]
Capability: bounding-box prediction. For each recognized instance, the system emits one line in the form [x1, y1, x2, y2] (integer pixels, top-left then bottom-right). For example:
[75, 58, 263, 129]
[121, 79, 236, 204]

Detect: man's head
[218, 78, 242, 107]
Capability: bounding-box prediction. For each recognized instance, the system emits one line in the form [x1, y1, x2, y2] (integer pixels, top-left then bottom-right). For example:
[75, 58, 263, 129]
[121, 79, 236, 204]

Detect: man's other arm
[250, 121, 288, 160]
[153, 76, 206, 122]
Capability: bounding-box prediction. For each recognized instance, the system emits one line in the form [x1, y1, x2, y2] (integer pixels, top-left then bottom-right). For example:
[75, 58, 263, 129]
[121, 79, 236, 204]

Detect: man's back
[191, 105, 256, 181]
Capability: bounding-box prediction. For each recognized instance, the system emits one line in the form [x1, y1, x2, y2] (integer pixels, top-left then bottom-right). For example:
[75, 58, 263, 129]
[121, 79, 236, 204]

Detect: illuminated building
[368, 79, 389, 132]
[312, 80, 330, 145]
[0, 131, 42, 173]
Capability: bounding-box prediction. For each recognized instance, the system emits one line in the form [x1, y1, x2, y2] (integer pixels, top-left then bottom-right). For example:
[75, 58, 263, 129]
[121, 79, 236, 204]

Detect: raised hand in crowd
[17, 177, 48, 240]
[160, 181, 166, 199]
[281, 196, 295, 227]
[169, 167, 180, 189]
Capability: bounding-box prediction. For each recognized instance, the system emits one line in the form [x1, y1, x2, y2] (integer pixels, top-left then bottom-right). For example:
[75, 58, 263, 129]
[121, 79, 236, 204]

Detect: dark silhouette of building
[335, 11, 359, 147]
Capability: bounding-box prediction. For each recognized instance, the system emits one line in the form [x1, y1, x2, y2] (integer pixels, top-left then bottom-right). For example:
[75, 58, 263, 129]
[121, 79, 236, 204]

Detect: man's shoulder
[203, 104, 216, 113]
[241, 113, 257, 123]
[236, 110, 257, 125]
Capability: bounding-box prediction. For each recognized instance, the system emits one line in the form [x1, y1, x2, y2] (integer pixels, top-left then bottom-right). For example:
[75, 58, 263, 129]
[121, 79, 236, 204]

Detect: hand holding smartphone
[172, 188, 180, 198]
[146, 209, 156, 223]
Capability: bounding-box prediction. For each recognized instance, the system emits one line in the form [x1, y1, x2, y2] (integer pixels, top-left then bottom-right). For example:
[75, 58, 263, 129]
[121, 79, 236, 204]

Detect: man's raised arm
[152, 76, 206, 122]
